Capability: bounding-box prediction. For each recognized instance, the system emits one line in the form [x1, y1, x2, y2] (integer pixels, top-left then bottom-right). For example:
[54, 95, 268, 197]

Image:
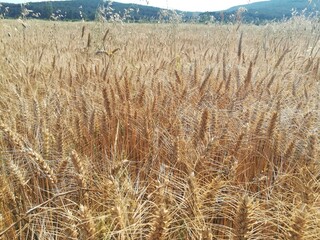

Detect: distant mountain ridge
[201, 0, 320, 23]
[0, 0, 319, 22]
[0, 0, 166, 21]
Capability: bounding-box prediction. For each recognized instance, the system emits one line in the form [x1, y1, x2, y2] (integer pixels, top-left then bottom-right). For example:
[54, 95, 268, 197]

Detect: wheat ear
[148, 205, 170, 240]
[27, 149, 57, 185]
[288, 205, 306, 240]
[79, 204, 96, 239]
[233, 195, 253, 240]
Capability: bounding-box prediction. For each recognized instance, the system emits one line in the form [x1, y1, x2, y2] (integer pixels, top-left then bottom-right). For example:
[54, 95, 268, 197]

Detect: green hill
[0, 0, 319, 22]
[0, 0, 141, 21]
[228, 0, 319, 19]
[201, 0, 320, 23]
[0, 0, 199, 21]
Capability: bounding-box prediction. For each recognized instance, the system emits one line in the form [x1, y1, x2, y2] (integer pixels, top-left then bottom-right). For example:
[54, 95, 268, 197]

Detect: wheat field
[0, 18, 319, 239]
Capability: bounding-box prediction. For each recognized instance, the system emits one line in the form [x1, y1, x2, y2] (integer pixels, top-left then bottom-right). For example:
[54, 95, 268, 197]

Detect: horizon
[1, 0, 271, 12]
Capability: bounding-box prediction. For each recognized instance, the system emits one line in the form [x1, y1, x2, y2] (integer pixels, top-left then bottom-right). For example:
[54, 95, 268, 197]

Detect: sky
[2, 0, 270, 12]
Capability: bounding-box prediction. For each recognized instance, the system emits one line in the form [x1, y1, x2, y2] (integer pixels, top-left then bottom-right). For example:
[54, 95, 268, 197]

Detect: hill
[0, 0, 199, 22]
[0, 0, 319, 22]
[200, 0, 320, 23]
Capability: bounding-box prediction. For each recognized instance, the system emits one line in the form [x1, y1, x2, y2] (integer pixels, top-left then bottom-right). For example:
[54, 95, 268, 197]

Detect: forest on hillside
[0, 0, 319, 23]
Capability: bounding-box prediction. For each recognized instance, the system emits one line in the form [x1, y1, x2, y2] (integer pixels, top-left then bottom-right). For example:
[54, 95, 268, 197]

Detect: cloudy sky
[2, 0, 270, 12]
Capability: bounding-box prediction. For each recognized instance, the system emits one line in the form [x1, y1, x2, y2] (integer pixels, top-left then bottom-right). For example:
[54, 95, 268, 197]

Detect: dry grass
[0, 18, 319, 239]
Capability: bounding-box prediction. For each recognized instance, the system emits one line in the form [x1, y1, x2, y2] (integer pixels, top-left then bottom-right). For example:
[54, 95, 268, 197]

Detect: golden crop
[0, 18, 319, 239]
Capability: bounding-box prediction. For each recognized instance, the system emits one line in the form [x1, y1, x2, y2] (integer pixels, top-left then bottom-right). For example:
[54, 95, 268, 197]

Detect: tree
[42, 2, 53, 19]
